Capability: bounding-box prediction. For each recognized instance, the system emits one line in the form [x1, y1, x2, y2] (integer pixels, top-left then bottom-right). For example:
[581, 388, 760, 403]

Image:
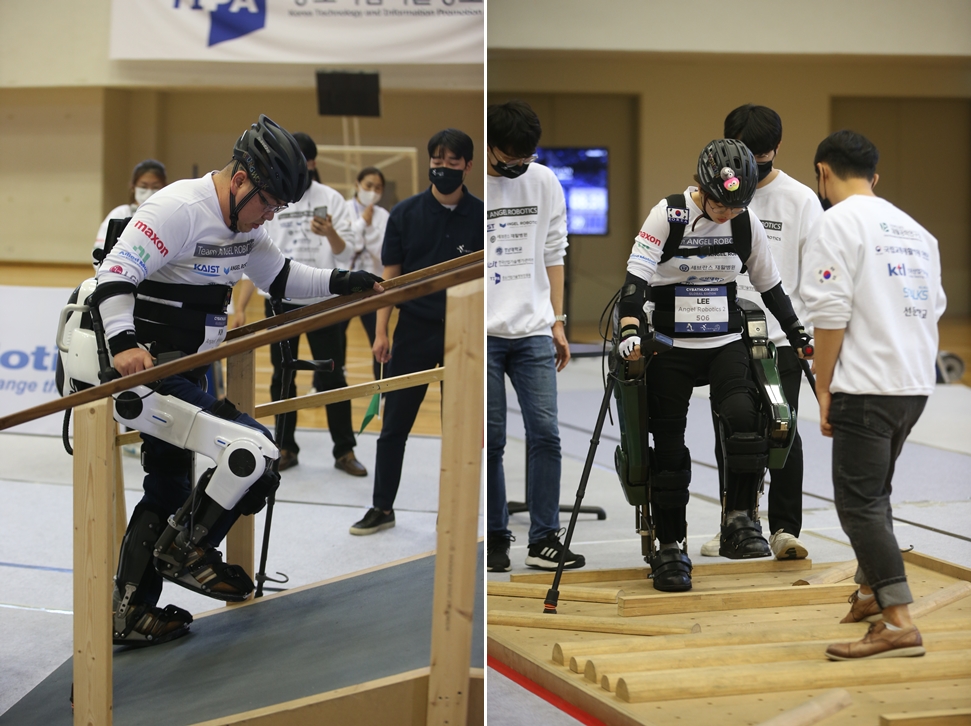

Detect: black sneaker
[349, 507, 395, 536]
[525, 531, 585, 570]
[487, 534, 513, 572]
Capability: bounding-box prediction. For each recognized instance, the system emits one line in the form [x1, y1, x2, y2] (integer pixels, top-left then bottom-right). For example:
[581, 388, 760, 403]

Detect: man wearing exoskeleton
[60, 115, 383, 646]
[616, 139, 811, 592]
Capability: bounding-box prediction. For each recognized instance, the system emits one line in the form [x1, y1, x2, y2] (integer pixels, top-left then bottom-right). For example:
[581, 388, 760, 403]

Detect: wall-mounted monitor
[535, 147, 608, 235]
[316, 71, 380, 117]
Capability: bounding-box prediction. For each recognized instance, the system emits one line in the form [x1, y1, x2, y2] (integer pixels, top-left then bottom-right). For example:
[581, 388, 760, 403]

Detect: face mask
[358, 188, 381, 206]
[134, 186, 156, 205]
[757, 160, 774, 182]
[491, 159, 530, 179]
[818, 194, 832, 211]
[429, 167, 464, 195]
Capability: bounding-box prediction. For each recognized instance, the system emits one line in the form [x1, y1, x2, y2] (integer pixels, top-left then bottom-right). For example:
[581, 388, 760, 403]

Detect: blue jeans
[487, 335, 561, 546]
[829, 393, 927, 609]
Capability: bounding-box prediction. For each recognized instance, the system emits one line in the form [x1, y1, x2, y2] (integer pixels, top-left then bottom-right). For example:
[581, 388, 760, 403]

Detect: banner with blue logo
[110, 0, 483, 64]
[0, 286, 74, 436]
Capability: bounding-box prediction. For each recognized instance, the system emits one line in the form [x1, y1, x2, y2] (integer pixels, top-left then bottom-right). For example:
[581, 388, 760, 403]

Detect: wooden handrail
[226, 250, 483, 340]
[0, 255, 482, 432]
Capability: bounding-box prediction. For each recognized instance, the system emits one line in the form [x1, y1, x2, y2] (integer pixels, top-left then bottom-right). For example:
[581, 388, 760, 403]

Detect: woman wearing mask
[345, 166, 390, 380]
[92, 159, 167, 270]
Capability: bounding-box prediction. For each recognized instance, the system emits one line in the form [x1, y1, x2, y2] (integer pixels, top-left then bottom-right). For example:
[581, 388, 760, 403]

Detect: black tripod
[254, 298, 334, 597]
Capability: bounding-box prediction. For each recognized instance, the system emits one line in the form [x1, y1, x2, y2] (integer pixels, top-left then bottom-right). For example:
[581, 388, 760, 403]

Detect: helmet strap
[228, 160, 262, 233]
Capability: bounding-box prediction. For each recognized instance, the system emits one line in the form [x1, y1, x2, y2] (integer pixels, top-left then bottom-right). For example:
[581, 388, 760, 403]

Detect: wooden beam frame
[617, 583, 858, 617]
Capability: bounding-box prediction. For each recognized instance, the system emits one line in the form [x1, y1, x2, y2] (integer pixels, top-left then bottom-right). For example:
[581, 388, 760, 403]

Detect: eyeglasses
[493, 149, 538, 167]
[256, 188, 288, 214]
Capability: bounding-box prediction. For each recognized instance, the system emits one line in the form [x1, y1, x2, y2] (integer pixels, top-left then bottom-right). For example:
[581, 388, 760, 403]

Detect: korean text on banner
[109, 0, 483, 64]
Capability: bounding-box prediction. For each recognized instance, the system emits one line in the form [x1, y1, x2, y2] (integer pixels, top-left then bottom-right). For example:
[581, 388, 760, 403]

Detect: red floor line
[487, 655, 609, 726]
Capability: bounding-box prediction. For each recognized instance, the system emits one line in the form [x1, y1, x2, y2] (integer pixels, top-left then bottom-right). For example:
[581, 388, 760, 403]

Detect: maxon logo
[133, 220, 169, 257]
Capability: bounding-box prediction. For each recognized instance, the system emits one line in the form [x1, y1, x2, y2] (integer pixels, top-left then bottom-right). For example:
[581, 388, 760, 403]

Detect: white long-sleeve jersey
[734, 171, 823, 347]
[627, 187, 782, 349]
[801, 195, 946, 396]
[97, 174, 336, 350]
[487, 162, 568, 339]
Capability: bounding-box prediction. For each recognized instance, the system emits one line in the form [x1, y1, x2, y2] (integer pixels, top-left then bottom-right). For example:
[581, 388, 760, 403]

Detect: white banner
[0, 286, 74, 437]
[110, 0, 483, 64]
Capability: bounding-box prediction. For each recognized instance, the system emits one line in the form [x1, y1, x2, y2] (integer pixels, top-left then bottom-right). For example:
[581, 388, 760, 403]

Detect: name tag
[200, 313, 228, 352]
[674, 285, 729, 333]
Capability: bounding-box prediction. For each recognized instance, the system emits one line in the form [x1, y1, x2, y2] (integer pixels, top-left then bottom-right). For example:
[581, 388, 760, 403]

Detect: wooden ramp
[2, 548, 483, 726]
[488, 551, 971, 726]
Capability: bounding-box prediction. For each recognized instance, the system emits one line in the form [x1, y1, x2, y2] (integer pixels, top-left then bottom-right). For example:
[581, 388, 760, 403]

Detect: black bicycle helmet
[696, 138, 758, 207]
[233, 115, 308, 204]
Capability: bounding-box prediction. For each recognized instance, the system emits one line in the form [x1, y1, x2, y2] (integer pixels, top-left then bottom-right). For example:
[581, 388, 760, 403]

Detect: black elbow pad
[760, 282, 797, 329]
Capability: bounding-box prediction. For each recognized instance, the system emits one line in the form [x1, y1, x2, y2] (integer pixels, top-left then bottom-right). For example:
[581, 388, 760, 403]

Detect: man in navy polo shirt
[350, 128, 484, 535]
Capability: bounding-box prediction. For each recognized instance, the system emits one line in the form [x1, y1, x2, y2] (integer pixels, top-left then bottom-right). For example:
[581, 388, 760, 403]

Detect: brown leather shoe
[825, 621, 925, 661]
[840, 589, 882, 623]
[277, 450, 298, 471]
[335, 451, 367, 477]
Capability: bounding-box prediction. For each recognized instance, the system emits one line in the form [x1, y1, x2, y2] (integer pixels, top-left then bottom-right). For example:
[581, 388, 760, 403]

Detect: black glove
[785, 321, 812, 353]
[329, 269, 383, 295]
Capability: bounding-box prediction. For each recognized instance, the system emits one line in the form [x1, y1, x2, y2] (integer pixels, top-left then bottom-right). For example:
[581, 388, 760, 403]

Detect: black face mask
[491, 159, 530, 179]
[429, 167, 464, 195]
[818, 193, 832, 211]
[757, 160, 774, 182]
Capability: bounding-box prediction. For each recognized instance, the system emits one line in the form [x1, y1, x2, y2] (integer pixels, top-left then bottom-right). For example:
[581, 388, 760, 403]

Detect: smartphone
[313, 205, 328, 220]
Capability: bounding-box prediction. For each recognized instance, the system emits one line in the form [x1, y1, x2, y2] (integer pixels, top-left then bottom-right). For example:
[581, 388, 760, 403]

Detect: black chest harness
[644, 194, 752, 338]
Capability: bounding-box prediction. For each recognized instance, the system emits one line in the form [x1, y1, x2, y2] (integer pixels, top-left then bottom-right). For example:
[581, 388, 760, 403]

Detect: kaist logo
[173, 0, 267, 47]
[194, 263, 221, 277]
[133, 221, 169, 257]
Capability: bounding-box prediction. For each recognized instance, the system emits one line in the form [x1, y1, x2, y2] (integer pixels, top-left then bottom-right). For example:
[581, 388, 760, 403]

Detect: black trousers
[340, 311, 382, 382]
[710, 344, 805, 536]
[646, 341, 762, 544]
[372, 310, 445, 511]
[266, 300, 355, 460]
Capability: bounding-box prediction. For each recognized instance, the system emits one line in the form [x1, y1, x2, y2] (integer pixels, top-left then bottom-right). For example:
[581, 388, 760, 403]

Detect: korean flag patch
[816, 266, 838, 283]
[667, 207, 689, 225]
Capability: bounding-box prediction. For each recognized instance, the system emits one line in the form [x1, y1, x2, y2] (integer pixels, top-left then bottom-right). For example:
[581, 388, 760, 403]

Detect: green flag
[358, 391, 380, 434]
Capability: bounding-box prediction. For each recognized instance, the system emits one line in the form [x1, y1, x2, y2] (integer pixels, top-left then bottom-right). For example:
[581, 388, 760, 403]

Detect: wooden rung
[911, 581, 971, 619]
[615, 649, 971, 703]
[556, 616, 971, 670]
[903, 550, 971, 584]
[487, 581, 622, 604]
[116, 429, 141, 446]
[593, 631, 971, 691]
[880, 707, 971, 725]
[793, 560, 857, 586]
[756, 689, 854, 726]
[618, 583, 858, 617]
[488, 611, 700, 637]
[509, 558, 811, 585]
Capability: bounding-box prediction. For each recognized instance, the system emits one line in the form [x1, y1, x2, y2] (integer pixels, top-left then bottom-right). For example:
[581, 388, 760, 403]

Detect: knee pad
[725, 433, 768, 473]
[236, 467, 281, 515]
[142, 446, 192, 477]
[652, 450, 691, 508]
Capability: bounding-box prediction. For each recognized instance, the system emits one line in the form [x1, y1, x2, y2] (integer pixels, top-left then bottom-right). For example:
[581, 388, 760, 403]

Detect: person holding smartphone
[233, 132, 368, 476]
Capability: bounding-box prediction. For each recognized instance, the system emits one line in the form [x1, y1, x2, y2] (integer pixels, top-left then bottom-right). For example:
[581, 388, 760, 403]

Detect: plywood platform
[2, 548, 483, 726]
[488, 551, 971, 726]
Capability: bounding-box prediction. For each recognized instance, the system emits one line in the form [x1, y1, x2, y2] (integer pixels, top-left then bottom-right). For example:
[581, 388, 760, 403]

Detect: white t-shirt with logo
[97, 174, 335, 344]
[257, 180, 354, 305]
[486, 163, 568, 339]
[627, 187, 782, 349]
[801, 194, 946, 396]
[734, 170, 823, 346]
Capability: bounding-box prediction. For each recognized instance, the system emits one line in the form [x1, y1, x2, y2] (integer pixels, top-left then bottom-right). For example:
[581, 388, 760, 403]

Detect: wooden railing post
[73, 398, 116, 726]
[427, 278, 483, 726]
[225, 350, 257, 587]
[113, 423, 126, 571]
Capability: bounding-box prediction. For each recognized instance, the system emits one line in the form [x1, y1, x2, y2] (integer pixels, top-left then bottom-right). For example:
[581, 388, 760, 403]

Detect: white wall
[489, 0, 971, 56]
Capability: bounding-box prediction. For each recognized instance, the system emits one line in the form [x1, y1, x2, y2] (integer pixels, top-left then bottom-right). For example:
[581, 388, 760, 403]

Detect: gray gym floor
[487, 356, 971, 726]
[0, 427, 483, 717]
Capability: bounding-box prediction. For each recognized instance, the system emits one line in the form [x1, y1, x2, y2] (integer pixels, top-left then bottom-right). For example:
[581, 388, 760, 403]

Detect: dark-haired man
[95, 115, 382, 645]
[700, 104, 823, 561]
[485, 100, 584, 572]
[350, 128, 483, 535]
[802, 130, 945, 660]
